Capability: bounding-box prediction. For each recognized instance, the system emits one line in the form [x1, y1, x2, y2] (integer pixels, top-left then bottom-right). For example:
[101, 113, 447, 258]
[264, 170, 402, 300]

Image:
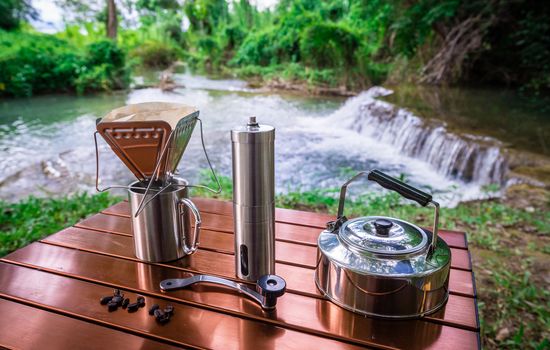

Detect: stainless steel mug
[128, 177, 201, 262]
[231, 116, 275, 281]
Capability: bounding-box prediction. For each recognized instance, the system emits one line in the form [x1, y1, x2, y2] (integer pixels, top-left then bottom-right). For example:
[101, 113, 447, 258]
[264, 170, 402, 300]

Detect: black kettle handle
[331, 170, 440, 253]
[335, 169, 432, 219]
[367, 170, 432, 207]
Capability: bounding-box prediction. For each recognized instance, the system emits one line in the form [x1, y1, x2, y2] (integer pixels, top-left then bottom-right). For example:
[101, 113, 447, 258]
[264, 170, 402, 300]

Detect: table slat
[102, 199, 468, 249]
[78, 213, 472, 271]
[46, 226, 475, 298]
[0, 298, 179, 350]
[0, 262, 367, 350]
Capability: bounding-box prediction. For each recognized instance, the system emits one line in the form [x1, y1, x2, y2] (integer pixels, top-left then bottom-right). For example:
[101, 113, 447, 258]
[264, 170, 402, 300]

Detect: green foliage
[191, 169, 233, 200]
[480, 259, 550, 349]
[129, 40, 178, 69]
[299, 23, 359, 69]
[391, 0, 460, 57]
[184, 0, 229, 34]
[0, 0, 37, 30]
[0, 30, 130, 97]
[0, 192, 120, 257]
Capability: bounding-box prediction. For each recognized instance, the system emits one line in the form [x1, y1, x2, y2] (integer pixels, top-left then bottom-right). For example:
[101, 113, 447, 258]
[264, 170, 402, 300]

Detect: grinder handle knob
[256, 275, 286, 309]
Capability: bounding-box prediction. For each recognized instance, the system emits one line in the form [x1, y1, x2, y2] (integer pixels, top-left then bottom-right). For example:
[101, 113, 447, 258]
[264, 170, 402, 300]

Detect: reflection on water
[0, 72, 536, 206]
[384, 84, 550, 156]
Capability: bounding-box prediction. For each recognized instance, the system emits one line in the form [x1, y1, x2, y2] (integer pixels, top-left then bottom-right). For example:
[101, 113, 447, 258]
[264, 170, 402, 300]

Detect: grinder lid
[339, 216, 428, 256]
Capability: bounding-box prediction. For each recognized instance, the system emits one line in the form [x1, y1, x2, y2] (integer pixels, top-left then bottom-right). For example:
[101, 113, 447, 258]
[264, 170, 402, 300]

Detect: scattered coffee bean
[149, 304, 160, 315]
[156, 315, 170, 324]
[107, 301, 118, 312]
[154, 309, 165, 319]
[137, 295, 145, 307]
[164, 305, 174, 316]
[127, 302, 140, 312]
[100, 296, 113, 305]
[112, 295, 124, 305]
[122, 298, 130, 309]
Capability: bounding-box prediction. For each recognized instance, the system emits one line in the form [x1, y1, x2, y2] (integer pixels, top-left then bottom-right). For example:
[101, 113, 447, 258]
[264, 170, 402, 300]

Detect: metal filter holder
[94, 102, 221, 216]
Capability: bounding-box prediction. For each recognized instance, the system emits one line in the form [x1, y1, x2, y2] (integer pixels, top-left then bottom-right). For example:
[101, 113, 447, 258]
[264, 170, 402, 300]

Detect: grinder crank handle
[160, 274, 286, 310]
[367, 169, 432, 207]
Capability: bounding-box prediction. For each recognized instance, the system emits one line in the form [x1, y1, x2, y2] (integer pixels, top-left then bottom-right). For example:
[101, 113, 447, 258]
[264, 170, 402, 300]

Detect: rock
[495, 327, 511, 341]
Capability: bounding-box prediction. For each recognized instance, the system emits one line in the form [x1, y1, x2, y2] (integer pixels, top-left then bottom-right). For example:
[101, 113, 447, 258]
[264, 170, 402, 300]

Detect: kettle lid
[339, 216, 428, 256]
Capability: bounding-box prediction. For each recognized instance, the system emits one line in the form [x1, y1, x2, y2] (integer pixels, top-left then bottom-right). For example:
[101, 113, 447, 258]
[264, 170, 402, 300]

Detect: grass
[0, 170, 548, 348]
[0, 192, 120, 257]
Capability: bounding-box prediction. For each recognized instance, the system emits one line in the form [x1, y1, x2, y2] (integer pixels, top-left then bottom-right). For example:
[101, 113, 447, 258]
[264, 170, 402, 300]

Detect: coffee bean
[100, 296, 113, 305]
[112, 296, 124, 305]
[164, 305, 174, 315]
[154, 309, 165, 319]
[107, 301, 118, 312]
[136, 295, 145, 307]
[148, 304, 159, 315]
[127, 302, 140, 312]
[122, 298, 130, 309]
[156, 315, 170, 324]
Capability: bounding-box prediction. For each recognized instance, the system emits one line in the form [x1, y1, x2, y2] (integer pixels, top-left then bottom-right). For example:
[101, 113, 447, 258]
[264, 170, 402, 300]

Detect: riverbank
[1, 178, 548, 349]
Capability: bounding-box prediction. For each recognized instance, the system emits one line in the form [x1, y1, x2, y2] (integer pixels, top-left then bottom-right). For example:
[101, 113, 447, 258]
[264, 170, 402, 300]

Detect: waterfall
[339, 88, 508, 185]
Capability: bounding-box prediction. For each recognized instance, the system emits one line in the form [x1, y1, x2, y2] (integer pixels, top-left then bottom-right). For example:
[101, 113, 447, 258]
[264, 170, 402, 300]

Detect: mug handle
[178, 198, 202, 255]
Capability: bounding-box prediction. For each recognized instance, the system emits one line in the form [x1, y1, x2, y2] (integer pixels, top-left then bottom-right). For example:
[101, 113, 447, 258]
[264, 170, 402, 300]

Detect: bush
[130, 40, 178, 69]
[0, 30, 129, 97]
[231, 29, 277, 66]
[0, 31, 81, 96]
[77, 39, 130, 93]
[299, 23, 359, 69]
[86, 39, 126, 68]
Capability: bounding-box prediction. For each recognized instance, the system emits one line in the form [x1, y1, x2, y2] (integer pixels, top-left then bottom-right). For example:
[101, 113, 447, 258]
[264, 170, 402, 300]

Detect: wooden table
[0, 198, 480, 349]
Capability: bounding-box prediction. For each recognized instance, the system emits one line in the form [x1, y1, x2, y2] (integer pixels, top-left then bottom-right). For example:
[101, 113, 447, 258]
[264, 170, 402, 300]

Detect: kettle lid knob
[374, 219, 393, 236]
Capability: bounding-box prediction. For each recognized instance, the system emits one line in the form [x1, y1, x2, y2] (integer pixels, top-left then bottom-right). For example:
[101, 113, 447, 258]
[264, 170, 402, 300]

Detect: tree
[0, 0, 38, 30]
[106, 0, 117, 39]
[183, 0, 229, 34]
[55, 0, 119, 40]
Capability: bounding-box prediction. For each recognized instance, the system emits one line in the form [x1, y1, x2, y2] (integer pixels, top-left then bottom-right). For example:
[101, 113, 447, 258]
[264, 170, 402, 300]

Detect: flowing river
[1, 72, 548, 206]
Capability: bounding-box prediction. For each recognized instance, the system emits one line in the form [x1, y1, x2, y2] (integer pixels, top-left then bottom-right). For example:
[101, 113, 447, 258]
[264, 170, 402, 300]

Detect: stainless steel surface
[340, 216, 428, 256]
[231, 117, 275, 281]
[128, 177, 201, 262]
[160, 275, 268, 309]
[315, 226, 451, 318]
[429, 201, 440, 251]
[160, 274, 286, 310]
[315, 170, 451, 318]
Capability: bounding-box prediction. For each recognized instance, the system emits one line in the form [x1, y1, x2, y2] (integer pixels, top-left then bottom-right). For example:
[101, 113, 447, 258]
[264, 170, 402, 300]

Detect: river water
[1, 73, 547, 206]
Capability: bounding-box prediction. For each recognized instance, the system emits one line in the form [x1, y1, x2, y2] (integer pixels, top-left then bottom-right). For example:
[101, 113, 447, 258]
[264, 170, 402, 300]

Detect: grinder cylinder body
[231, 117, 275, 281]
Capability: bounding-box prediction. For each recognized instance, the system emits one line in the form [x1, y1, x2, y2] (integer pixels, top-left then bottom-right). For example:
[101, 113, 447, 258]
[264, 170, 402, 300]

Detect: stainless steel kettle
[315, 170, 451, 319]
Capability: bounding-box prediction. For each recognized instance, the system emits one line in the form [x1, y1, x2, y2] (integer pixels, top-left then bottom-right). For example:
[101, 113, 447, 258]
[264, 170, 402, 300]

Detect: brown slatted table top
[0, 198, 480, 349]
